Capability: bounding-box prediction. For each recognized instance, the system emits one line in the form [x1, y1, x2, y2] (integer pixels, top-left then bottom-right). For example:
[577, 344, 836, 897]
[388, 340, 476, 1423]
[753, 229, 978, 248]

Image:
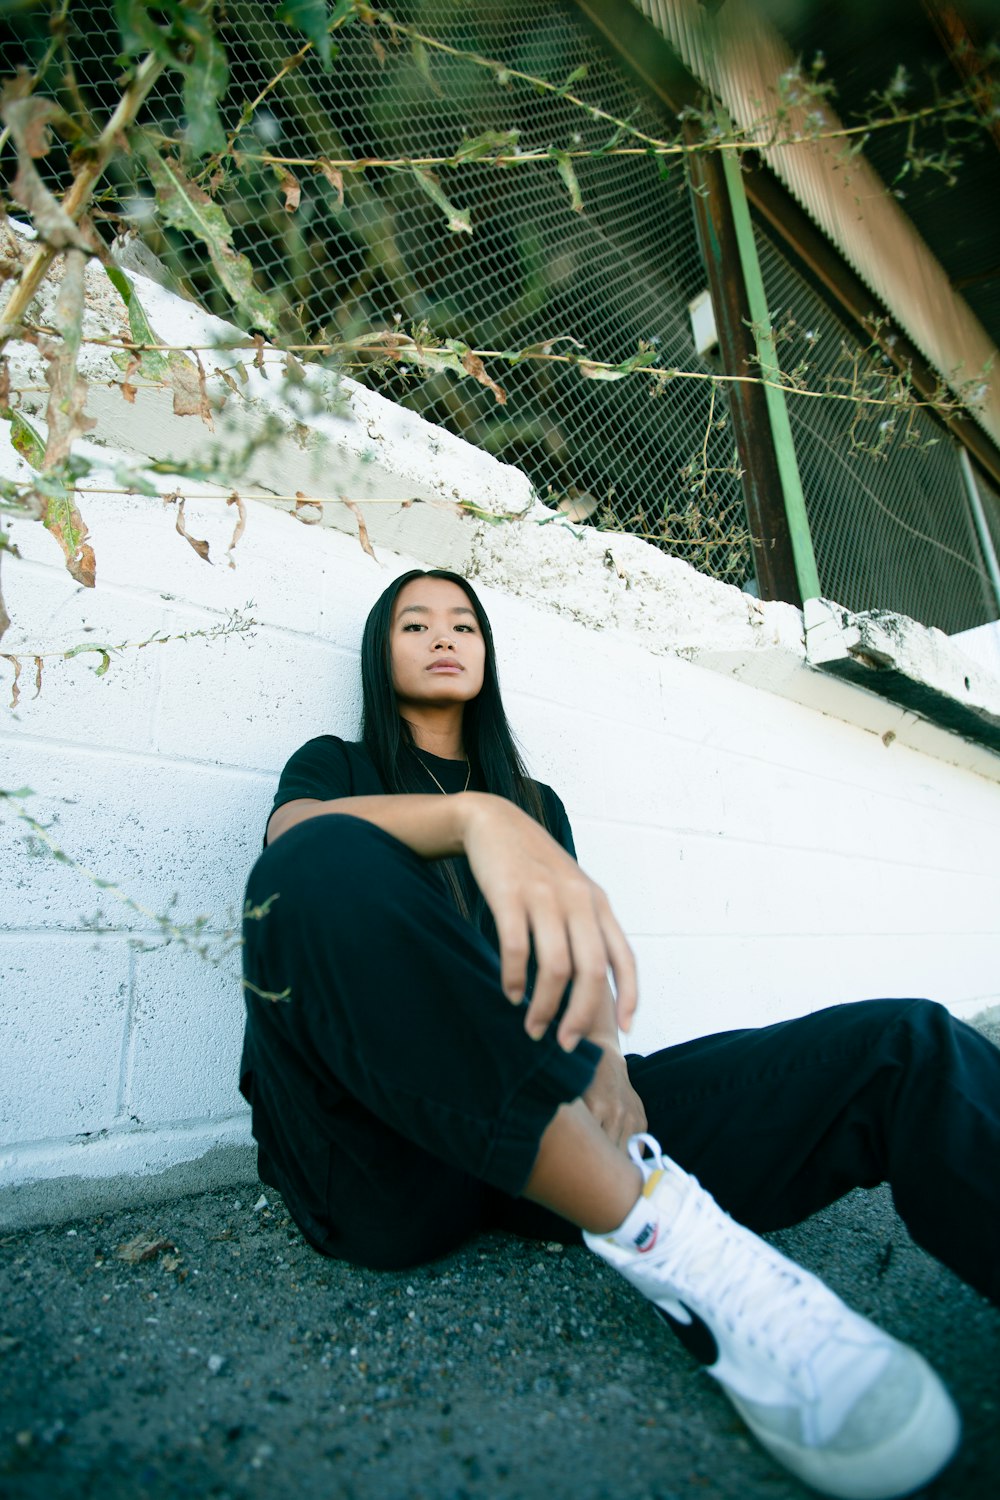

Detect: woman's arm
[267, 792, 468, 857]
[266, 791, 637, 1054]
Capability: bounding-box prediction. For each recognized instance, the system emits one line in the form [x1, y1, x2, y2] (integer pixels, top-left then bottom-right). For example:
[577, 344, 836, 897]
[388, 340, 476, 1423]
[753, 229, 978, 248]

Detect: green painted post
[719, 146, 823, 603]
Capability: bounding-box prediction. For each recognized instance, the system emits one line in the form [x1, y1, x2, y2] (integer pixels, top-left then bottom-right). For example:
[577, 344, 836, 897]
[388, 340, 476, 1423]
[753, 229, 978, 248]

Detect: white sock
[601, 1167, 685, 1252]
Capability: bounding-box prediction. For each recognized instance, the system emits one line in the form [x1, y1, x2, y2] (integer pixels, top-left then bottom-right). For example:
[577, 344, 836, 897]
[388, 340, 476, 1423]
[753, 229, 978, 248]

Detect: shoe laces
[629, 1136, 858, 1395]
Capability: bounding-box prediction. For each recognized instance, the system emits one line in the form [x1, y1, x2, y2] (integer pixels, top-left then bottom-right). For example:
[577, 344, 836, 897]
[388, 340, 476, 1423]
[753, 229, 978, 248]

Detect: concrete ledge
[805, 600, 1000, 756]
[0, 1121, 257, 1231]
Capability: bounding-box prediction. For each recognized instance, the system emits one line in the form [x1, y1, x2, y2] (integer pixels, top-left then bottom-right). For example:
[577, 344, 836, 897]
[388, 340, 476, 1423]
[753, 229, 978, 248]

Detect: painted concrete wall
[3, 247, 1000, 1220]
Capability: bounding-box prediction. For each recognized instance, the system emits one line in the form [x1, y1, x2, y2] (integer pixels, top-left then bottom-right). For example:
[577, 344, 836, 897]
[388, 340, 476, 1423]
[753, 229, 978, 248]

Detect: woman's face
[389, 576, 487, 711]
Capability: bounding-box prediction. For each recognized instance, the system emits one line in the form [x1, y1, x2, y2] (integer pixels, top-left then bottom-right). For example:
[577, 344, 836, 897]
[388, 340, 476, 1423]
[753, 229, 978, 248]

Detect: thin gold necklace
[416, 751, 471, 795]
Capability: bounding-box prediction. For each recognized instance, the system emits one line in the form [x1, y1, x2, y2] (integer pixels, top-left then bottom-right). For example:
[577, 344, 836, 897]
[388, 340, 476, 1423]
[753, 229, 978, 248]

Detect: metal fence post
[717, 142, 822, 605]
[958, 445, 1000, 617]
[686, 129, 802, 606]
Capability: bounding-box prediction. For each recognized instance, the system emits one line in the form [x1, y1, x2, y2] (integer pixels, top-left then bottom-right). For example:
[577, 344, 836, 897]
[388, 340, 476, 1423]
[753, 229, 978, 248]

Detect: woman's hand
[460, 793, 637, 1052]
[582, 1047, 648, 1148]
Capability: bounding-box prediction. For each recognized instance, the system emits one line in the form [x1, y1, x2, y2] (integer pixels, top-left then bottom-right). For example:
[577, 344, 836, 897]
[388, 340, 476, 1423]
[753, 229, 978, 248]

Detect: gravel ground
[2, 1016, 998, 1500]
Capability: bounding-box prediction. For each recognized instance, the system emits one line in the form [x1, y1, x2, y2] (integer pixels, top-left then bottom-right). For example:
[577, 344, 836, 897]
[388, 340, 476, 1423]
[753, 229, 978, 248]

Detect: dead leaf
[578, 361, 627, 381]
[219, 368, 241, 395]
[41, 490, 96, 587]
[1, 653, 20, 708]
[0, 358, 10, 407]
[115, 1234, 176, 1265]
[604, 548, 631, 586]
[2, 97, 90, 253]
[192, 351, 213, 426]
[226, 491, 246, 568]
[32, 654, 42, 697]
[284, 350, 306, 382]
[121, 355, 139, 404]
[168, 351, 207, 421]
[292, 491, 323, 524]
[161, 1253, 183, 1272]
[42, 249, 95, 468]
[168, 497, 211, 563]
[461, 351, 506, 405]
[372, 38, 387, 66]
[315, 159, 345, 209]
[0, 553, 9, 646]
[1, 90, 56, 158]
[252, 335, 266, 370]
[276, 168, 301, 212]
[343, 498, 376, 561]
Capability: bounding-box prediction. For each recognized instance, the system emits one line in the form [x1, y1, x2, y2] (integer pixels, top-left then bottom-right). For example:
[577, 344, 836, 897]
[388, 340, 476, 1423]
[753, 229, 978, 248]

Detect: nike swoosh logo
[654, 1302, 719, 1367]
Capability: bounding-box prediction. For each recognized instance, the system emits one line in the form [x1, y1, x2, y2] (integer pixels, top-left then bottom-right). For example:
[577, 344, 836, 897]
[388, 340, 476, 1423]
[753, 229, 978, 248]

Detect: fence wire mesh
[4, 0, 999, 626]
[756, 231, 1000, 634]
[3, 0, 751, 589]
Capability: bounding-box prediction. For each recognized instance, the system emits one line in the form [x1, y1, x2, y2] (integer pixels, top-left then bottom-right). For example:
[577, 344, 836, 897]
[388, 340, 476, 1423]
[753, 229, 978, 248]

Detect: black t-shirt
[258, 732, 576, 998]
[268, 734, 576, 874]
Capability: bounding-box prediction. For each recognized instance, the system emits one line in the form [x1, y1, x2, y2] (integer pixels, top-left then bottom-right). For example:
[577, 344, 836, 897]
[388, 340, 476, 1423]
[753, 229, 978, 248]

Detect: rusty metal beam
[686, 131, 804, 605]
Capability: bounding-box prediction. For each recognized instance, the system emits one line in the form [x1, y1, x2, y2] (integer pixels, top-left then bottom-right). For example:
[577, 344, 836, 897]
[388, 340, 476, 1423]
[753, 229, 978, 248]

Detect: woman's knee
[854, 997, 968, 1093]
[838, 996, 948, 1051]
[248, 813, 416, 912]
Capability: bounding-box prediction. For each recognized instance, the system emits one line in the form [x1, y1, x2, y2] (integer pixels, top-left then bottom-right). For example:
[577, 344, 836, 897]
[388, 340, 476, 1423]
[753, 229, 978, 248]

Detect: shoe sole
[726, 1349, 961, 1500]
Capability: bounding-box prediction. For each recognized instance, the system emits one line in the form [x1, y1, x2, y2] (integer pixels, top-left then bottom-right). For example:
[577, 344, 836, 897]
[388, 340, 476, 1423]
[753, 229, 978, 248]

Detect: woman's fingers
[598, 899, 638, 1035]
[461, 795, 637, 1049]
[493, 899, 533, 1004]
[552, 901, 618, 1051]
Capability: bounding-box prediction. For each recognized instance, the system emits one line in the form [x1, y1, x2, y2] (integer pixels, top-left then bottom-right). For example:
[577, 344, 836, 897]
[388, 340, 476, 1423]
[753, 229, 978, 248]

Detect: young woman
[242, 569, 999, 1499]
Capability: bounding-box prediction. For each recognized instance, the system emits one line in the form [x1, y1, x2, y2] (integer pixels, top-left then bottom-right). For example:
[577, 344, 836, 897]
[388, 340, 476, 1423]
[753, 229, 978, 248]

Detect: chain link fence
[757, 230, 1000, 633]
[4, 0, 1000, 627]
[4, 0, 751, 587]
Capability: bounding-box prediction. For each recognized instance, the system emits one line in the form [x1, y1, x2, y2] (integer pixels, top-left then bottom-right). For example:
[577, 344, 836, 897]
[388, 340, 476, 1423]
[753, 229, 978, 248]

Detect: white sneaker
[584, 1135, 960, 1499]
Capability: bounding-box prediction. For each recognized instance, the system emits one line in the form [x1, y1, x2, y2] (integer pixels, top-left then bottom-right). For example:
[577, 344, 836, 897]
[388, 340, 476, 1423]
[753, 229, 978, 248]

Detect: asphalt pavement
[1, 1013, 998, 1500]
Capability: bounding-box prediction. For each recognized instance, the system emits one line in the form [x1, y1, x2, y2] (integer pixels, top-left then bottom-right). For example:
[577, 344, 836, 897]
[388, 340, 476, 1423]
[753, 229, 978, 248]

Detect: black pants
[242, 816, 1000, 1303]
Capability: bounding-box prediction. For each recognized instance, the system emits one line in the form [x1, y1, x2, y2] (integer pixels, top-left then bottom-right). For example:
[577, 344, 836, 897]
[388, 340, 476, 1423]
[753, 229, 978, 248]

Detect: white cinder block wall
[2, 261, 999, 1222]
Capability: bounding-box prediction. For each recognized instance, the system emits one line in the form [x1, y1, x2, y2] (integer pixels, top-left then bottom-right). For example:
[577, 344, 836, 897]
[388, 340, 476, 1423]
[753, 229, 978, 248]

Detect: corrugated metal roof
[632, 0, 1000, 449]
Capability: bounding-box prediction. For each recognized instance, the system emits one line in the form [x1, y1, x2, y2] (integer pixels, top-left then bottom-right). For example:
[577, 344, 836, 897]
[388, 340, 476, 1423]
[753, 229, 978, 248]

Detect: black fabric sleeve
[538, 783, 577, 859]
[270, 736, 354, 815]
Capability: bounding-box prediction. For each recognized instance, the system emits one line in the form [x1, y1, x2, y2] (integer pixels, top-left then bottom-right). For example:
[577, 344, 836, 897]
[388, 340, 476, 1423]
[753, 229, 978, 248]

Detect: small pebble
[207, 1353, 226, 1375]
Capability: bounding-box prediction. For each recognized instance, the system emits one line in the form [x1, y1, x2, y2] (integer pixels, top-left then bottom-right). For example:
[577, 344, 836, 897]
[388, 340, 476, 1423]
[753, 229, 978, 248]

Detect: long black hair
[360, 568, 545, 827]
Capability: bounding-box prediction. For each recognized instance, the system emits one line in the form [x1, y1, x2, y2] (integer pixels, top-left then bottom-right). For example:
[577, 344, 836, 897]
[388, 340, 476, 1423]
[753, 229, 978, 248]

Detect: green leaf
[2, 407, 46, 470]
[411, 168, 472, 234]
[115, 2, 228, 152]
[64, 643, 113, 674]
[618, 346, 659, 374]
[105, 266, 169, 378]
[276, 0, 349, 69]
[112, 460, 160, 498]
[411, 38, 442, 97]
[181, 33, 228, 155]
[137, 142, 279, 336]
[453, 129, 519, 163]
[550, 149, 583, 213]
[114, 0, 167, 56]
[561, 64, 589, 92]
